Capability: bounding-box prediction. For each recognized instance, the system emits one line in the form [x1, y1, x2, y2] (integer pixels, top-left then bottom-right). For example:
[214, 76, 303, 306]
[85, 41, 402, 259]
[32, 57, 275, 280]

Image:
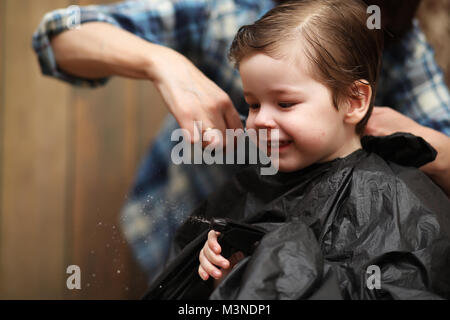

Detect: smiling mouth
[265, 140, 293, 150]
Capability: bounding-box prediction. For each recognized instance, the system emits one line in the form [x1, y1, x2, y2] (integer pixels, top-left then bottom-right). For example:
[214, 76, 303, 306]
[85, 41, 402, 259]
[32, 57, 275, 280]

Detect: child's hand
[198, 230, 230, 280]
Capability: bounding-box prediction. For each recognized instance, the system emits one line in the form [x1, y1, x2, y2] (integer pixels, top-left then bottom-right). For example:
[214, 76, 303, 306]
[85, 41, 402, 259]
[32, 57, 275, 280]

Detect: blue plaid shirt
[33, 0, 450, 283]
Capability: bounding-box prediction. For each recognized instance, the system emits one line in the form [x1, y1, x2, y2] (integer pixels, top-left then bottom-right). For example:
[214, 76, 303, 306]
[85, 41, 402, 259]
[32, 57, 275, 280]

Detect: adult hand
[364, 106, 421, 136]
[150, 46, 244, 146]
[365, 106, 450, 197]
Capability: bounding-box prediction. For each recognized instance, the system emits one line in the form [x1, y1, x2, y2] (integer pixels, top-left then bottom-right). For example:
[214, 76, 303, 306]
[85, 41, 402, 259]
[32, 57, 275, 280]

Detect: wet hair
[229, 0, 384, 134]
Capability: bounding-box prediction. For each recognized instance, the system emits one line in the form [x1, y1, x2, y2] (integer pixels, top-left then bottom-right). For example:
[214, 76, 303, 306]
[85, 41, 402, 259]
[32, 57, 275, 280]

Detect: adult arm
[51, 22, 242, 143]
[32, 1, 243, 143]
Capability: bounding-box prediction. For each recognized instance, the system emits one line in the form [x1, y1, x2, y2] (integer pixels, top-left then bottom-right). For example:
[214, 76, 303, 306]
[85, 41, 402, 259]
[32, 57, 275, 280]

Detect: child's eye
[278, 102, 296, 108]
[248, 103, 260, 109]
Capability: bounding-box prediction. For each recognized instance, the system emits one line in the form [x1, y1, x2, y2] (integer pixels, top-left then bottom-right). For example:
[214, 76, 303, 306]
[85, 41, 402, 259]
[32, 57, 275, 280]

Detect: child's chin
[276, 161, 308, 173]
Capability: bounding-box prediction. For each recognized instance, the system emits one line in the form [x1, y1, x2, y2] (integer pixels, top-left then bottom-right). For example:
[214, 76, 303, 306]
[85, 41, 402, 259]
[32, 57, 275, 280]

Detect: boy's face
[240, 51, 359, 172]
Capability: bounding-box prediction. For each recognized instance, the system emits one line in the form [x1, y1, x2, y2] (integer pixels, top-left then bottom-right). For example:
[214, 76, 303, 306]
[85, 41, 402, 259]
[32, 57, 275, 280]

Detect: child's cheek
[292, 127, 327, 150]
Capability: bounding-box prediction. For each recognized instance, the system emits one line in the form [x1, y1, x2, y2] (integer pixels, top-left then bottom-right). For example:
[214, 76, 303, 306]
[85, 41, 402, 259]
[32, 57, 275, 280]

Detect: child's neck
[319, 134, 362, 163]
[339, 135, 363, 157]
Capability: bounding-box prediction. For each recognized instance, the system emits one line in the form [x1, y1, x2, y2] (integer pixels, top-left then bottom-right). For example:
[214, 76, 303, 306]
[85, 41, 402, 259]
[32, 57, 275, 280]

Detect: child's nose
[253, 106, 277, 129]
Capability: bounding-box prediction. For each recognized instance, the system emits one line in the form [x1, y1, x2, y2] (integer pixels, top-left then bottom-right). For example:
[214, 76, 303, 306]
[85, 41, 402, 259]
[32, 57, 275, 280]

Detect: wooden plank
[68, 76, 149, 299]
[0, 0, 5, 291]
[128, 81, 168, 295]
[64, 0, 165, 299]
[0, 0, 4, 91]
[122, 79, 154, 298]
[0, 0, 70, 299]
[0, 0, 5, 222]
[136, 82, 169, 158]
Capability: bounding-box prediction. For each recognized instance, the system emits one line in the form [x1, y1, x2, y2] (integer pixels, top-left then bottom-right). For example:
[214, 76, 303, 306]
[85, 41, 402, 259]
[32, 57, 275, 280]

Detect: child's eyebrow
[269, 89, 291, 95]
[244, 88, 302, 97]
[268, 87, 303, 95]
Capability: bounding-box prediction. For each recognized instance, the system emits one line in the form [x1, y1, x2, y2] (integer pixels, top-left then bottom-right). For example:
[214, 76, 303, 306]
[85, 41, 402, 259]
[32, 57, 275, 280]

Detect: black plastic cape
[144, 133, 450, 300]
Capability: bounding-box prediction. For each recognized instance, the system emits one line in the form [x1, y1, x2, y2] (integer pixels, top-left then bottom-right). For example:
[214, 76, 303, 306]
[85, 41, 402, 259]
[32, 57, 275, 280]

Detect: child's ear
[342, 80, 372, 125]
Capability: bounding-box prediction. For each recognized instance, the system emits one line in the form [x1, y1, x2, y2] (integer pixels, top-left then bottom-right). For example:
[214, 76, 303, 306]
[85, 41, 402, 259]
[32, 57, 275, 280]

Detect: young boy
[198, 0, 383, 283]
[146, 0, 450, 299]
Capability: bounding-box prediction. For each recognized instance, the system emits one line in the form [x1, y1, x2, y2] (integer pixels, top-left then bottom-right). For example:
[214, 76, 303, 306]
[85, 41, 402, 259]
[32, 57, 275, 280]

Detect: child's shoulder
[355, 133, 447, 206]
[355, 150, 437, 193]
[353, 150, 449, 218]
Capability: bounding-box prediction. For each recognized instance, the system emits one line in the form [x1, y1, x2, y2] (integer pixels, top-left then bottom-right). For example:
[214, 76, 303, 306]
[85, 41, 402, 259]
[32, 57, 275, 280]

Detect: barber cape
[144, 133, 450, 300]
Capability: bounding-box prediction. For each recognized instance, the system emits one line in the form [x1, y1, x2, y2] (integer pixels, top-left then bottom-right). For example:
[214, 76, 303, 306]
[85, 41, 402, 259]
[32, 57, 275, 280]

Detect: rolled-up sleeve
[32, 0, 209, 87]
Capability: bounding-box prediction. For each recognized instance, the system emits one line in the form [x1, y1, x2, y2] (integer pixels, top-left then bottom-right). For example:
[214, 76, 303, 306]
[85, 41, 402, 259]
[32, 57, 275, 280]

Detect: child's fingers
[207, 230, 222, 254]
[203, 243, 230, 269]
[198, 265, 209, 281]
[199, 248, 223, 279]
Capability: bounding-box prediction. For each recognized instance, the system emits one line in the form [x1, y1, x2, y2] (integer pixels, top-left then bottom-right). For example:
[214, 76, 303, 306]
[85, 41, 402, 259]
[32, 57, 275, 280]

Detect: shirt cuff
[32, 5, 120, 87]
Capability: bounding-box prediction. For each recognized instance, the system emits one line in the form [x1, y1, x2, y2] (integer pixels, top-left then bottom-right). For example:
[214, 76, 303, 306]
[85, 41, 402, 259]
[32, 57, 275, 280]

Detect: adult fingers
[200, 116, 227, 149]
[223, 102, 244, 131]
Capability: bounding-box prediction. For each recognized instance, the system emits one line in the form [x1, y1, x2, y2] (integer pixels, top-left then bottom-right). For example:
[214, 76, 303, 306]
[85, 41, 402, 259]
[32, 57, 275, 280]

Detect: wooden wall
[0, 0, 448, 299]
[0, 0, 167, 299]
